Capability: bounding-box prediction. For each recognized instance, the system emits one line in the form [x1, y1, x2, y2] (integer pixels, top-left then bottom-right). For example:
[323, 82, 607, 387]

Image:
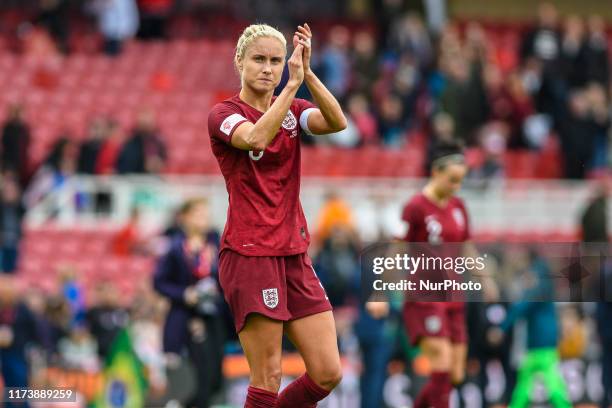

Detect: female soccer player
[207, 23, 347, 408]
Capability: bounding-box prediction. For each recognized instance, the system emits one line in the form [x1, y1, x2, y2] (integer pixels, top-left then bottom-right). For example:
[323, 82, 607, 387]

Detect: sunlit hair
[234, 24, 287, 75]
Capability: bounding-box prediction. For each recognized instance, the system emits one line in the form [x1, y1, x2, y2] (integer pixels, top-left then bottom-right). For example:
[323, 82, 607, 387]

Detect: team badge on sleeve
[220, 113, 247, 136]
[262, 288, 279, 309]
[425, 315, 442, 334]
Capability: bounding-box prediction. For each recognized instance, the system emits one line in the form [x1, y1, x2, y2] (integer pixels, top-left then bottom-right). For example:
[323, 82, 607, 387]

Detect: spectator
[584, 15, 609, 87]
[136, 0, 173, 40]
[377, 93, 406, 147]
[560, 15, 587, 90]
[319, 25, 351, 101]
[153, 198, 225, 408]
[558, 89, 597, 179]
[116, 109, 167, 174]
[36, 0, 70, 54]
[520, 2, 562, 69]
[77, 117, 109, 174]
[315, 191, 355, 244]
[23, 136, 77, 210]
[585, 83, 610, 172]
[112, 206, 149, 256]
[0, 175, 25, 274]
[0, 275, 38, 407]
[439, 55, 489, 146]
[86, 282, 129, 358]
[95, 119, 123, 175]
[1, 103, 31, 188]
[89, 0, 139, 56]
[346, 93, 378, 145]
[57, 324, 99, 372]
[351, 31, 379, 97]
[387, 12, 433, 71]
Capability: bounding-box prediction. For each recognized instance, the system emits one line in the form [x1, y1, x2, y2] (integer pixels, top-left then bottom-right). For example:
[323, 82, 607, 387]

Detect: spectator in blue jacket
[153, 197, 226, 408]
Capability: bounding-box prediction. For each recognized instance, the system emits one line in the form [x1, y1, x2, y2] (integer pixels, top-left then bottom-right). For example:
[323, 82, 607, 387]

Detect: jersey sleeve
[401, 200, 420, 242]
[207, 102, 250, 145]
[293, 98, 318, 136]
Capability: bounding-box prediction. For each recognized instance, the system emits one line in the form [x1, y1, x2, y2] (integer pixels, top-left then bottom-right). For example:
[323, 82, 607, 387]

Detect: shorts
[403, 301, 467, 345]
[218, 250, 332, 333]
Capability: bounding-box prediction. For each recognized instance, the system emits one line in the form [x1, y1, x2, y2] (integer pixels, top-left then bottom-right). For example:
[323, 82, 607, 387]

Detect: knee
[312, 364, 343, 391]
[251, 364, 282, 392]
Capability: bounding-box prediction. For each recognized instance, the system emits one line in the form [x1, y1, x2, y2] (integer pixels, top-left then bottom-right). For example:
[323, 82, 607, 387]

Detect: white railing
[25, 175, 610, 241]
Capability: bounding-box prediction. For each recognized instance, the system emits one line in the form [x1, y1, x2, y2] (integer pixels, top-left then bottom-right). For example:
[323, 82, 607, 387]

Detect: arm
[295, 24, 347, 134]
[153, 250, 188, 303]
[231, 44, 306, 151]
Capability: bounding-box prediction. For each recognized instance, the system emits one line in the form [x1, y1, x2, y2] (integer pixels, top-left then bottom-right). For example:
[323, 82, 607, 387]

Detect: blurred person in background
[154, 198, 225, 408]
[36, 0, 70, 54]
[86, 282, 129, 359]
[320, 25, 351, 101]
[111, 206, 152, 256]
[351, 31, 379, 98]
[520, 2, 561, 73]
[95, 119, 123, 175]
[23, 136, 77, 210]
[116, 108, 167, 174]
[1, 103, 31, 188]
[584, 15, 609, 87]
[76, 117, 109, 175]
[560, 15, 587, 90]
[580, 181, 611, 408]
[0, 174, 25, 274]
[585, 83, 610, 173]
[346, 93, 378, 145]
[57, 323, 99, 372]
[0, 275, 38, 407]
[377, 93, 406, 147]
[490, 251, 571, 408]
[387, 12, 433, 72]
[136, 0, 173, 40]
[89, 0, 139, 56]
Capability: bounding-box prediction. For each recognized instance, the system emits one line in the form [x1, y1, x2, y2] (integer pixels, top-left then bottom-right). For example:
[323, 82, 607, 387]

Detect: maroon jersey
[208, 95, 316, 256]
[401, 193, 470, 244]
[401, 192, 471, 302]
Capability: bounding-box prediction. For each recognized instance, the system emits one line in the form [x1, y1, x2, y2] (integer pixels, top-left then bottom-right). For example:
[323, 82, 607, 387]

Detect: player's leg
[404, 302, 453, 408]
[218, 252, 291, 408]
[277, 310, 342, 407]
[239, 314, 285, 407]
[509, 350, 538, 408]
[277, 254, 339, 407]
[448, 304, 468, 385]
[539, 348, 571, 408]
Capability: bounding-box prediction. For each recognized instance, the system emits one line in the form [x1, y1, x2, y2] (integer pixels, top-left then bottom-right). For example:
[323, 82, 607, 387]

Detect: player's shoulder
[405, 192, 427, 208]
[208, 95, 243, 117]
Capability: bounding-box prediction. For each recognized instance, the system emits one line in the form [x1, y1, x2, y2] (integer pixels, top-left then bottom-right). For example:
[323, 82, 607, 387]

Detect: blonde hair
[234, 24, 287, 73]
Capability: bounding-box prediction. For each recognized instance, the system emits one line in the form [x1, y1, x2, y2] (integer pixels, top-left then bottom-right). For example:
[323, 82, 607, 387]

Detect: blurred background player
[489, 249, 571, 408]
[207, 23, 346, 408]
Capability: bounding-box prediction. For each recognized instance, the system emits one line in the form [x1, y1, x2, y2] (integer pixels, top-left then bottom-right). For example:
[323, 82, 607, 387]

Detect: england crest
[262, 288, 279, 309]
[281, 111, 297, 130]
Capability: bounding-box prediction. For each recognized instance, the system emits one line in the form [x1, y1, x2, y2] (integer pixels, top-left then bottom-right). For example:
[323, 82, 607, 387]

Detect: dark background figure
[153, 198, 226, 408]
[116, 109, 167, 174]
[77, 117, 109, 175]
[136, 0, 173, 40]
[0, 275, 38, 408]
[36, 0, 70, 54]
[86, 282, 129, 359]
[584, 15, 609, 87]
[0, 175, 25, 274]
[1, 104, 31, 189]
[580, 182, 611, 408]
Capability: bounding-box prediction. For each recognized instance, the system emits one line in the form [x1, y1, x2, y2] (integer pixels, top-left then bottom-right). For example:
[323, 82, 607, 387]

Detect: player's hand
[287, 42, 305, 89]
[294, 23, 312, 75]
[0, 326, 14, 348]
[366, 301, 390, 319]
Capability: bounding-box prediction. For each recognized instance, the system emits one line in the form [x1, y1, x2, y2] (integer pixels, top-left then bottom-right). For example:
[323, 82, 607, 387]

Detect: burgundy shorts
[218, 250, 332, 333]
[403, 302, 467, 345]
